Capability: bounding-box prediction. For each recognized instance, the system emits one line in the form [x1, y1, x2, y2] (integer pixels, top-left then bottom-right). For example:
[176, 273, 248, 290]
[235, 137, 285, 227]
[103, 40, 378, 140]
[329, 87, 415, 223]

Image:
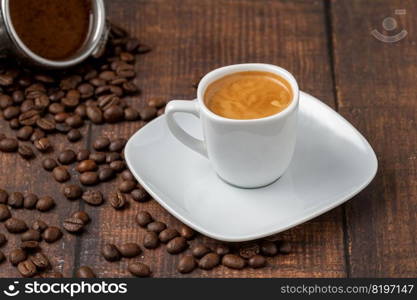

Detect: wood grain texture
[75, 0, 345, 278]
[330, 0, 417, 277]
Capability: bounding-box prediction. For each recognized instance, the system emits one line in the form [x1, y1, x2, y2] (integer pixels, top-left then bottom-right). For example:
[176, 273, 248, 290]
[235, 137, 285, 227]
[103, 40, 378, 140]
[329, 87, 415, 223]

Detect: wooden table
[0, 0, 416, 278]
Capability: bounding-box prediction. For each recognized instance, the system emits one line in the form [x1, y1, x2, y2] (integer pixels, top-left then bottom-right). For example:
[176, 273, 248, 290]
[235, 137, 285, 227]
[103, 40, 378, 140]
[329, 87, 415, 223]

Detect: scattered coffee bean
[77, 149, 90, 161]
[63, 217, 85, 233]
[17, 126, 34, 140]
[97, 166, 115, 181]
[109, 138, 126, 152]
[67, 129, 82, 142]
[93, 136, 110, 151]
[109, 191, 126, 209]
[118, 243, 142, 258]
[8, 192, 24, 208]
[121, 170, 135, 181]
[23, 193, 38, 209]
[18, 260, 37, 277]
[118, 180, 136, 193]
[9, 248, 27, 265]
[30, 252, 50, 269]
[106, 152, 122, 163]
[216, 244, 230, 256]
[260, 240, 278, 257]
[5, 217, 28, 233]
[18, 144, 35, 159]
[21, 229, 41, 242]
[42, 158, 57, 171]
[90, 152, 107, 164]
[76, 266, 96, 278]
[222, 254, 246, 270]
[42, 227, 62, 243]
[21, 241, 40, 251]
[278, 241, 291, 254]
[159, 228, 179, 243]
[101, 243, 121, 262]
[140, 106, 157, 121]
[32, 220, 48, 232]
[0, 189, 8, 204]
[166, 237, 188, 254]
[0, 233, 7, 247]
[53, 166, 70, 182]
[36, 196, 55, 212]
[135, 211, 153, 227]
[131, 188, 149, 202]
[128, 262, 151, 277]
[143, 231, 159, 249]
[79, 171, 99, 185]
[109, 160, 125, 172]
[62, 184, 83, 200]
[147, 221, 166, 233]
[76, 160, 97, 173]
[58, 149, 76, 165]
[0, 204, 12, 221]
[248, 255, 266, 268]
[71, 211, 90, 224]
[82, 190, 104, 206]
[177, 255, 197, 274]
[0, 138, 18, 152]
[192, 244, 211, 259]
[239, 243, 260, 259]
[199, 253, 220, 270]
[34, 137, 51, 152]
[179, 224, 195, 240]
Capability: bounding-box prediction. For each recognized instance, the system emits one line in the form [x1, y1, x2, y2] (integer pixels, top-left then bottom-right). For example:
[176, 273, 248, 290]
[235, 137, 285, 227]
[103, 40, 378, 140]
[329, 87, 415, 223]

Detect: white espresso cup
[165, 63, 299, 188]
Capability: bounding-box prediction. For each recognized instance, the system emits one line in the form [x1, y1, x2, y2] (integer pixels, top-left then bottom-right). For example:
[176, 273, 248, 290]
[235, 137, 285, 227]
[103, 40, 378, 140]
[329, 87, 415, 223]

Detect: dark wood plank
[77, 0, 346, 277]
[330, 0, 417, 277]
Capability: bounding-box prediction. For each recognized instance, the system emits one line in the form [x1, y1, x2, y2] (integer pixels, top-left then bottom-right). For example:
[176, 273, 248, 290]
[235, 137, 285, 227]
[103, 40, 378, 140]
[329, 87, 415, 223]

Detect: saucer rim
[125, 91, 378, 242]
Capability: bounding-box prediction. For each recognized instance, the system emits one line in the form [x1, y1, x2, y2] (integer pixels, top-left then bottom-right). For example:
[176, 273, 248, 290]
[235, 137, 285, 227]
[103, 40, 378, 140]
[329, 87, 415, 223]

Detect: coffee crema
[204, 71, 292, 120]
[9, 0, 91, 60]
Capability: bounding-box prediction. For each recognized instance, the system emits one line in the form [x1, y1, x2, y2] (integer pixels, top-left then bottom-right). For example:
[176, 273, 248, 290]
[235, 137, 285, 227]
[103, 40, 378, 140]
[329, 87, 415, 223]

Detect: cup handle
[165, 99, 208, 158]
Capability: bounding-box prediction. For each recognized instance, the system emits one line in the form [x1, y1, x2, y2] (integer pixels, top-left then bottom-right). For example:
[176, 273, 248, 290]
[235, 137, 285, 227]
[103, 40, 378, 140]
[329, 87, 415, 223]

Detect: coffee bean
[239, 243, 260, 259]
[17, 126, 34, 140]
[86, 105, 103, 124]
[78, 83, 94, 98]
[0, 189, 8, 204]
[61, 75, 82, 90]
[62, 184, 83, 200]
[65, 114, 84, 128]
[19, 110, 39, 126]
[98, 166, 115, 181]
[3, 106, 20, 120]
[76, 266, 96, 278]
[109, 160, 125, 172]
[0, 204, 11, 221]
[191, 244, 211, 259]
[77, 149, 90, 161]
[147, 221, 166, 233]
[23, 193, 38, 209]
[82, 190, 104, 206]
[118, 180, 136, 193]
[76, 160, 97, 173]
[199, 253, 220, 270]
[79, 172, 99, 185]
[131, 188, 149, 202]
[109, 191, 126, 209]
[42, 158, 57, 171]
[36, 118, 56, 132]
[166, 237, 188, 254]
[71, 211, 90, 224]
[260, 240, 278, 256]
[143, 231, 159, 249]
[109, 138, 126, 152]
[41, 272, 63, 278]
[58, 149, 76, 165]
[30, 128, 45, 142]
[215, 244, 230, 256]
[140, 106, 157, 121]
[104, 105, 124, 123]
[177, 255, 196, 274]
[222, 254, 246, 270]
[34, 137, 51, 152]
[101, 243, 121, 262]
[5, 217, 28, 233]
[93, 136, 110, 151]
[54, 112, 69, 123]
[0, 95, 13, 108]
[118, 243, 142, 258]
[32, 220, 48, 232]
[67, 129, 82, 142]
[278, 241, 291, 254]
[21, 241, 40, 251]
[36, 196, 55, 212]
[49, 102, 65, 114]
[136, 211, 153, 227]
[0, 138, 18, 152]
[124, 107, 139, 121]
[248, 255, 266, 268]
[159, 228, 180, 243]
[89, 152, 106, 164]
[9, 118, 21, 129]
[0, 233, 7, 247]
[9, 192, 24, 208]
[0, 251, 4, 264]
[63, 217, 84, 233]
[147, 98, 166, 108]
[121, 169, 135, 181]
[42, 227, 62, 243]
[9, 248, 27, 265]
[179, 224, 195, 240]
[18, 144, 35, 159]
[30, 252, 49, 269]
[106, 152, 122, 163]
[128, 262, 151, 277]
[21, 229, 41, 242]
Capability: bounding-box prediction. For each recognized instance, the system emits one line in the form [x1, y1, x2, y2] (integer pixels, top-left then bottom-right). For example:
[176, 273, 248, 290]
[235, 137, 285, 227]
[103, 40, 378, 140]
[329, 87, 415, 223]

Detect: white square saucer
[125, 92, 377, 242]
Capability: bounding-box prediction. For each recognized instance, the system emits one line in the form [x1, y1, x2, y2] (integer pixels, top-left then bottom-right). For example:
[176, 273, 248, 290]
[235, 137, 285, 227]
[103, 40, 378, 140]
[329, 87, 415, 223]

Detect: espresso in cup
[204, 71, 292, 120]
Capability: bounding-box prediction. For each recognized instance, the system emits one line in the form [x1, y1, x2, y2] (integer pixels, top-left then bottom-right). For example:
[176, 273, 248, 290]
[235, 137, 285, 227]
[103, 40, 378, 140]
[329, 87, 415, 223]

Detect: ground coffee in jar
[9, 0, 91, 60]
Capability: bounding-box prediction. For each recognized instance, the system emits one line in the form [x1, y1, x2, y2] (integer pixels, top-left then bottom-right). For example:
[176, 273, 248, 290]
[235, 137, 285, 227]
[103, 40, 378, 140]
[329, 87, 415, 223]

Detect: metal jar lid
[0, 0, 107, 69]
